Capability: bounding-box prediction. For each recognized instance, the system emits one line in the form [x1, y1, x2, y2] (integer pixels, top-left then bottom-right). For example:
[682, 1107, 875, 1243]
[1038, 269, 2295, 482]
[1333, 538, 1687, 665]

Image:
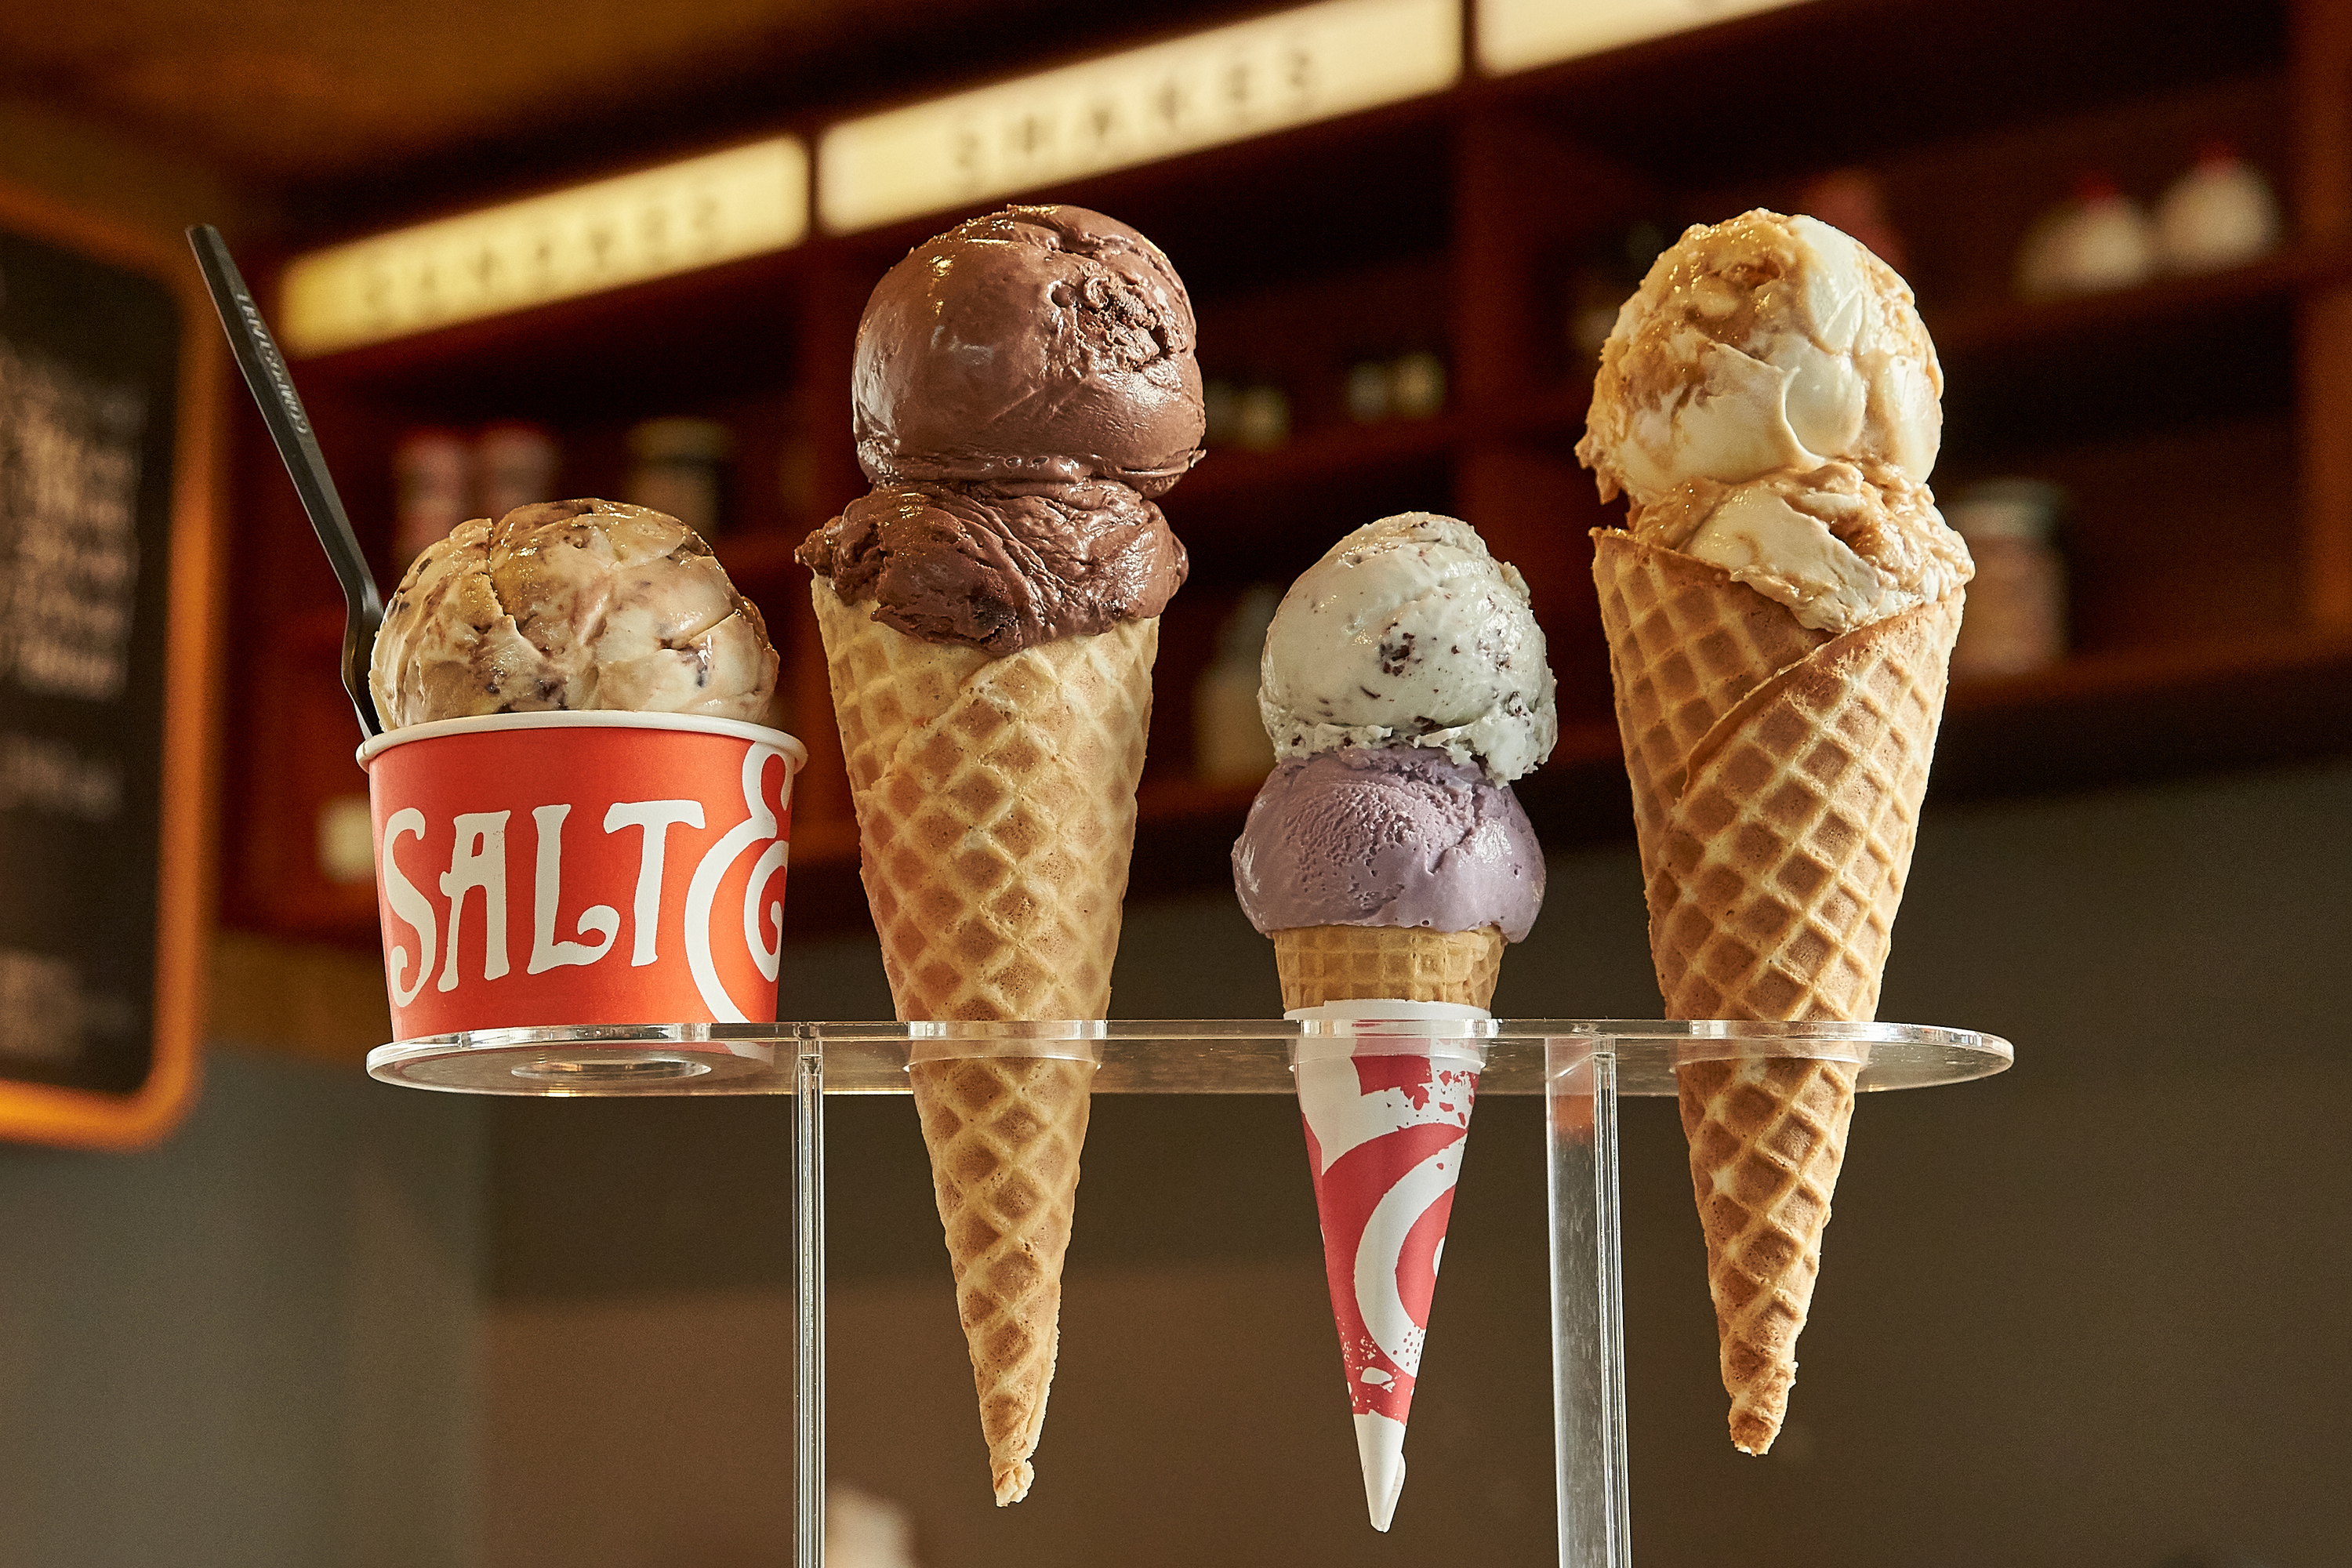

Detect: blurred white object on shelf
[825, 1481, 920, 1568]
[1195, 584, 1282, 783]
[2155, 143, 2282, 274]
[1947, 478, 2067, 680]
[2016, 176, 2157, 299]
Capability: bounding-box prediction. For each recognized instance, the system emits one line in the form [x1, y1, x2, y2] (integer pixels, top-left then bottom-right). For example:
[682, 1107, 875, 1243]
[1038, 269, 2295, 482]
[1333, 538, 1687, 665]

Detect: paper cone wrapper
[358, 712, 806, 1042]
[1291, 1000, 1487, 1530]
[1592, 530, 1962, 1454]
[810, 580, 1156, 1503]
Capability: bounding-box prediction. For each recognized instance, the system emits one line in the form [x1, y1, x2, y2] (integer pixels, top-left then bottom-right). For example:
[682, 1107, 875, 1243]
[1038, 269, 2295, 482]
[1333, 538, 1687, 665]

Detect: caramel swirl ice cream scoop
[1578, 210, 1968, 633]
[1577, 210, 1972, 1457]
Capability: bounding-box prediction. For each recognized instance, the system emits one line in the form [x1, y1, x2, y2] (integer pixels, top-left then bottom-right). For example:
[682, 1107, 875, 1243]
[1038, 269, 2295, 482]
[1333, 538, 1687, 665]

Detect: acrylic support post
[372, 1018, 2010, 1568]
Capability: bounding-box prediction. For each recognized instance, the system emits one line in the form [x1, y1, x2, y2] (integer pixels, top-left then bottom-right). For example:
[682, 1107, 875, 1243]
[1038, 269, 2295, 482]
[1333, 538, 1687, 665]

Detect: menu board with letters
[0, 185, 217, 1148]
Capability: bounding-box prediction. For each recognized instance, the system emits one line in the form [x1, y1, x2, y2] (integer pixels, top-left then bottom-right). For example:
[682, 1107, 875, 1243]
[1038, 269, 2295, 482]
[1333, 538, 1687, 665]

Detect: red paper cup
[358, 713, 806, 1044]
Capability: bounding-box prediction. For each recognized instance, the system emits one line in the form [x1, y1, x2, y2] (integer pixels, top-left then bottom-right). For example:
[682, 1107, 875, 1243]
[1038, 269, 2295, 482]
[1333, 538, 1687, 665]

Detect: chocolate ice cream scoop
[1231, 746, 1545, 942]
[795, 478, 1185, 656]
[852, 205, 1205, 495]
[371, 498, 780, 728]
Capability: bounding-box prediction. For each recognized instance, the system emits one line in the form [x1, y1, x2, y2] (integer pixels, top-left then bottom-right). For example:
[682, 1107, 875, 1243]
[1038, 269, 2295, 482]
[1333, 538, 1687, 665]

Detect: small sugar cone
[811, 579, 1156, 1503]
[1592, 530, 1962, 1454]
[1276, 921, 1497, 1529]
[1272, 924, 1504, 1011]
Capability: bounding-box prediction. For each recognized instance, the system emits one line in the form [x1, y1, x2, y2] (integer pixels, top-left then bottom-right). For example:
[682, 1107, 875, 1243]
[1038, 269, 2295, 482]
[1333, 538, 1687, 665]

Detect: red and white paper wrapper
[1289, 998, 1489, 1532]
[358, 713, 805, 1041]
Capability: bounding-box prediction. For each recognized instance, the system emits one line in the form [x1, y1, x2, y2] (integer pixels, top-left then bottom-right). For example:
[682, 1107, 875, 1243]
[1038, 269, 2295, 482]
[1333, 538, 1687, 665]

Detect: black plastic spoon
[185, 223, 383, 739]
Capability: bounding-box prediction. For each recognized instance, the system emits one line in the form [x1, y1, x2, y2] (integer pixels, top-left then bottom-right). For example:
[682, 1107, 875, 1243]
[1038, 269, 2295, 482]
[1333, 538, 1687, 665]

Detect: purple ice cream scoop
[1232, 746, 1544, 942]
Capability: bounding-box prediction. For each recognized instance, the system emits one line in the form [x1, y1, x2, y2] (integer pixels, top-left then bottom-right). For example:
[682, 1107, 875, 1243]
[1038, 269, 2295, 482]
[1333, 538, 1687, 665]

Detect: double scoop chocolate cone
[802, 205, 1200, 1504]
[1592, 530, 1962, 1454]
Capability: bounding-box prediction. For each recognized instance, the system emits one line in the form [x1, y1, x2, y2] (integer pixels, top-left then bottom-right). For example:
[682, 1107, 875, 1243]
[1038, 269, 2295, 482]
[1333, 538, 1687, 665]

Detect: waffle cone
[810, 580, 1152, 1021]
[1592, 530, 1962, 1454]
[1271, 924, 1504, 1010]
[811, 579, 1156, 1501]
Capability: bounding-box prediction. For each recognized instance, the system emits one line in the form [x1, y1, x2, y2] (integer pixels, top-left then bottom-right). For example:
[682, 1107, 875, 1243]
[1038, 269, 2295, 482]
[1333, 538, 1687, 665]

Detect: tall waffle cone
[811, 579, 1156, 1502]
[1592, 530, 1962, 1454]
[1272, 924, 1504, 1010]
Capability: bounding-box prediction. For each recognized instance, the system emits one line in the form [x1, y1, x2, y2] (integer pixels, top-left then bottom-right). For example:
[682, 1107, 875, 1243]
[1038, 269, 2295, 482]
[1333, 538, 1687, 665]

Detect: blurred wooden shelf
[1927, 244, 2352, 358]
[216, 0, 2352, 948]
[1936, 630, 2352, 797]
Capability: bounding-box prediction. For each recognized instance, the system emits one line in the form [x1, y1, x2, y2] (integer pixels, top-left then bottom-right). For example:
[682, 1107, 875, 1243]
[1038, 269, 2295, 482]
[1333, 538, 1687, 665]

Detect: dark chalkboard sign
[0, 183, 219, 1148]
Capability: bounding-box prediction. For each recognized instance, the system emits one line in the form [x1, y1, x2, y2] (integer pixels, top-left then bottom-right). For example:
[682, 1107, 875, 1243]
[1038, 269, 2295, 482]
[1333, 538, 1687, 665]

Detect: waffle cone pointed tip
[912, 1052, 1094, 1506]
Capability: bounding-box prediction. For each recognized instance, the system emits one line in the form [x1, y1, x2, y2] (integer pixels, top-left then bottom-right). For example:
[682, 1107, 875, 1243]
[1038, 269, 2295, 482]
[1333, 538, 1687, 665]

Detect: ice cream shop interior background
[2, 0, 2349, 1563]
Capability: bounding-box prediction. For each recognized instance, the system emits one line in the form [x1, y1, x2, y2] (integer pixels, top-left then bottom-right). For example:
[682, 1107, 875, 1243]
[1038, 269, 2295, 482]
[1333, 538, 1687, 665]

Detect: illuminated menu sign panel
[0, 188, 217, 1149]
[279, 137, 808, 356]
[1477, 0, 1812, 74]
[817, 0, 1461, 234]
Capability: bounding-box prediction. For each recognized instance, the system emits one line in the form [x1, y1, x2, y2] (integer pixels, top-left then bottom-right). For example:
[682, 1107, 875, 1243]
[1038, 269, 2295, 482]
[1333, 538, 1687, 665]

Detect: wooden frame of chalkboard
[0, 180, 223, 1149]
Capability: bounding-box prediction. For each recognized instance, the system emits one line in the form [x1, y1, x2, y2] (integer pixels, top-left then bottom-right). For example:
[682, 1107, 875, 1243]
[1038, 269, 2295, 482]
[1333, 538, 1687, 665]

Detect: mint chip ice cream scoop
[1258, 512, 1556, 785]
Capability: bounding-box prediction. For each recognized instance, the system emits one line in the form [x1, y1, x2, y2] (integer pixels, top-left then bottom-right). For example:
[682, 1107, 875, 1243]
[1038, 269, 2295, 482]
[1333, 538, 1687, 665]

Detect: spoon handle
[185, 224, 384, 738]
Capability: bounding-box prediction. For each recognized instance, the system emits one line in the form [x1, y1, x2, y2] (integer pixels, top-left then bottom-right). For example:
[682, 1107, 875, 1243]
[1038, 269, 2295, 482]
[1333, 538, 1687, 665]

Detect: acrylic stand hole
[509, 1054, 714, 1083]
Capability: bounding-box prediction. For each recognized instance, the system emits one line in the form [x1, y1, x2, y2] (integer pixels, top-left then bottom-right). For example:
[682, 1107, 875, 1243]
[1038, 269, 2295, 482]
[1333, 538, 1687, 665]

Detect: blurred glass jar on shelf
[1389, 350, 1445, 417]
[1235, 383, 1290, 450]
[1204, 375, 1293, 451]
[1203, 377, 1240, 445]
[1567, 217, 1668, 363]
[1345, 350, 1446, 423]
[1193, 585, 1282, 785]
[627, 416, 734, 537]
[778, 412, 823, 528]
[393, 426, 470, 566]
[2154, 143, 2281, 274]
[2016, 174, 2157, 299]
[315, 793, 376, 884]
[1947, 478, 2067, 680]
[474, 421, 561, 521]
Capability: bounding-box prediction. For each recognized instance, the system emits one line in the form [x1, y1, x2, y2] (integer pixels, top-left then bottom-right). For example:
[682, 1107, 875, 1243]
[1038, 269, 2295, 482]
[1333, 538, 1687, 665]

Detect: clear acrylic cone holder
[372, 1018, 2010, 1566]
